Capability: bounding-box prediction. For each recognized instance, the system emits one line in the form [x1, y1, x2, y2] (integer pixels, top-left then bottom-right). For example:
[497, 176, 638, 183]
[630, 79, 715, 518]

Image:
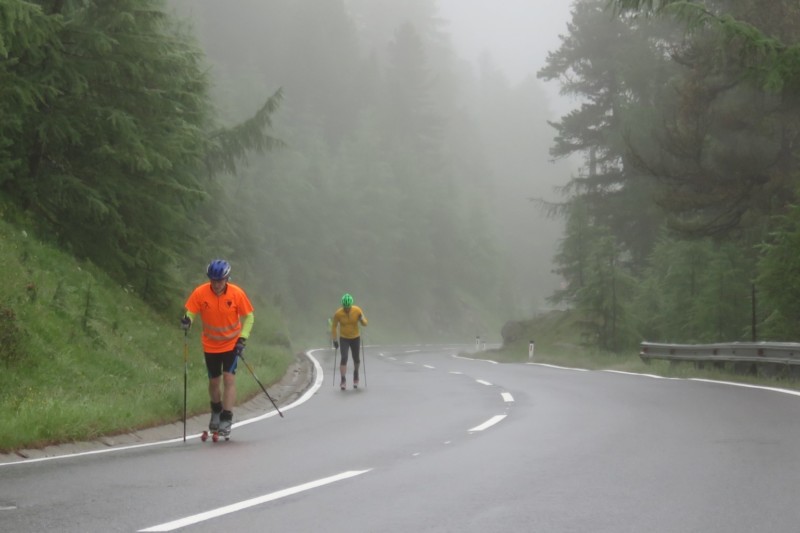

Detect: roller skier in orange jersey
[181, 259, 254, 439]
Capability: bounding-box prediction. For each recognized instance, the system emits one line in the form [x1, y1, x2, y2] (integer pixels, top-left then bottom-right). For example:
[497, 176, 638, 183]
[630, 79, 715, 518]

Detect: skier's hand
[333, 340, 339, 349]
[180, 316, 192, 330]
[360, 315, 367, 325]
[234, 337, 246, 357]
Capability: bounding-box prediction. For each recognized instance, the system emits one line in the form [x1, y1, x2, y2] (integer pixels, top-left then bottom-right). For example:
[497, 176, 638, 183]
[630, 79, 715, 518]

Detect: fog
[8, 0, 793, 353]
[437, 0, 575, 316]
[438, 0, 572, 86]
[170, 0, 576, 340]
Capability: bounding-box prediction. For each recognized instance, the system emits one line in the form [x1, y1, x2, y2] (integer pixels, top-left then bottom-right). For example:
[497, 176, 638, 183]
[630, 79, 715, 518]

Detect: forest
[2, 0, 800, 350]
[538, 0, 800, 349]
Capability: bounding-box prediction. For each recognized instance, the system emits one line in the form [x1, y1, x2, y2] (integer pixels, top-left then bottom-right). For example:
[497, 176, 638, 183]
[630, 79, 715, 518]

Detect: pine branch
[611, 0, 800, 92]
[204, 89, 285, 178]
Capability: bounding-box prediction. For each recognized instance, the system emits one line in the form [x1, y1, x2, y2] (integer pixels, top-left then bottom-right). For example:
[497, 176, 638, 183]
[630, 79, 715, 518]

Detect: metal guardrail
[639, 341, 800, 366]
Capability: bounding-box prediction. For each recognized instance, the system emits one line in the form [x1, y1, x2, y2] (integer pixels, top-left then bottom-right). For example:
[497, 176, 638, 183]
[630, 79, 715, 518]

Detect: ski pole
[183, 330, 188, 442]
[332, 339, 337, 388]
[361, 333, 367, 388]
[239, 353, 284, 418]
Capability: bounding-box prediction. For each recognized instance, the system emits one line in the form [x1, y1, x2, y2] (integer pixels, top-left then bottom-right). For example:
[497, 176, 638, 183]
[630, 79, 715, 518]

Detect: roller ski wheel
[201, 430, 221, 442]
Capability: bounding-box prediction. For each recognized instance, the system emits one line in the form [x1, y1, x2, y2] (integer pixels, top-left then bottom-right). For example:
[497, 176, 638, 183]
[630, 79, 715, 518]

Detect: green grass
[0, 206, 293, 453]
[479, 309, 800, 391]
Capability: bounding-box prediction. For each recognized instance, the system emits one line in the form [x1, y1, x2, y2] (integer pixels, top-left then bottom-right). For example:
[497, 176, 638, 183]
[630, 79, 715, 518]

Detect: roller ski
[215, 411, 233, 442]
[201, 412, 232, 442]
[201, 429, 220, 443]
[207, 428, 230, 442]
[201, 403, 226, 442]
[217, 411, 233, 441]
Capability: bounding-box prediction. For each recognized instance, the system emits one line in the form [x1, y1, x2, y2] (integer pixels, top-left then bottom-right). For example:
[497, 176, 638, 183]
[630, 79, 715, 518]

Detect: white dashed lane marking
[468, 415, 506, 433]
[139, 470, 371, 532]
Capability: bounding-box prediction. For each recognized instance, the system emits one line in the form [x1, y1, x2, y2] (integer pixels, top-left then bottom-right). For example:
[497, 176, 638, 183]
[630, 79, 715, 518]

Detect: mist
[7, 0, 793, 353]
[169, 0, 573, 342]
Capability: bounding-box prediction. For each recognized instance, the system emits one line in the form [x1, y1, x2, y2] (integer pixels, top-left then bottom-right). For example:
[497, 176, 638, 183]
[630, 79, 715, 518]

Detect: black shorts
[338, 337, 361, 365]
[204, 350, 239, 378]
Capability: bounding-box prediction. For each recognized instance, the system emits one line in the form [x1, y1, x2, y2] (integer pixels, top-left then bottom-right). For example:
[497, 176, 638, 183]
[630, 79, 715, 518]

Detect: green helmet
[341, 293, 354, 307]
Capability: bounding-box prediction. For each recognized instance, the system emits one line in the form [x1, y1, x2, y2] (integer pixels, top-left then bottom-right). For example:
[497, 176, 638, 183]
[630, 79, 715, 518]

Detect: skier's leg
[205, 353, 223, 402]
[351, 337, 361, 388]
[209, 401, 222, 431]
[340, 342, 349, 390]
[222, 372, 237, 411]
[221, 351, 238, 411]
[205, 353, 224, 429]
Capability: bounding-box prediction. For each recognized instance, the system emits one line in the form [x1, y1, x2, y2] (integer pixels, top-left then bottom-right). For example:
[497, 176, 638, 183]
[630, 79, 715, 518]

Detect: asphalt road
[3, 344, 800, 532]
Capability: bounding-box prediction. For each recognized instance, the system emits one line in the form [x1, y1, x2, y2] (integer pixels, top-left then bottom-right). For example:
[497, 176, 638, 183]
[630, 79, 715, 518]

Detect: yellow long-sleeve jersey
[331, 305, 367, 340]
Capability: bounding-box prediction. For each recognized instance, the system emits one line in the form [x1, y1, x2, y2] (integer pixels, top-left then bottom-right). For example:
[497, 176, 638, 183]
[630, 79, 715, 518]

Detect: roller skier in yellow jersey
[330, 293, 367, 390]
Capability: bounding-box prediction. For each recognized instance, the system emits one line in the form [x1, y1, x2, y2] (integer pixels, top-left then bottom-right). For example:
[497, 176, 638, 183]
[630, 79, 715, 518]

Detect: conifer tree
[1, 0, 282, 308]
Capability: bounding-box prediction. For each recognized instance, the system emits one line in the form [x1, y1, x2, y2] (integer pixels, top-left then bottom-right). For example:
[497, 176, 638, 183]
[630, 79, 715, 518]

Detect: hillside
[0, 202, 294, 452]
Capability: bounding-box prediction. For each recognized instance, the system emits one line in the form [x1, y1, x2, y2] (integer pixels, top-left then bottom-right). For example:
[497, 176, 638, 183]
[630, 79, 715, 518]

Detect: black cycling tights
[339, 336, 361, 366]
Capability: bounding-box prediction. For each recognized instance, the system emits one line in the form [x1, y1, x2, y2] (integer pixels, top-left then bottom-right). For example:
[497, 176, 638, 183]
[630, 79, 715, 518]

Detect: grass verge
[0, 207, 293, 453]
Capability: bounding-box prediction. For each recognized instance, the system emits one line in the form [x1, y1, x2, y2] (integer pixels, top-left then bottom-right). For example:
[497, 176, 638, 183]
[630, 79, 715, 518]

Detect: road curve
[3, 344, 800, 532]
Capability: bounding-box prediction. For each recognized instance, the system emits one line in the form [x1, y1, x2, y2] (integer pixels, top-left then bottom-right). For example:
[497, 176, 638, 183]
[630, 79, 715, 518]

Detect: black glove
[333, 340, 339, 349]
[234, 337, 246, 357]
[180, 316, 191, 330]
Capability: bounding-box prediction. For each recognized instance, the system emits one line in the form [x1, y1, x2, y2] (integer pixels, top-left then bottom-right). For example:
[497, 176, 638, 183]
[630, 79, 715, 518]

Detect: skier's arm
[181, 310, 197, 329]
[240, 312, 254, 339]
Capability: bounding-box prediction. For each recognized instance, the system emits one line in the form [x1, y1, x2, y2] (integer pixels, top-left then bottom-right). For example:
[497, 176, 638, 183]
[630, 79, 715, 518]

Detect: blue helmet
[206, 259, 231, 281]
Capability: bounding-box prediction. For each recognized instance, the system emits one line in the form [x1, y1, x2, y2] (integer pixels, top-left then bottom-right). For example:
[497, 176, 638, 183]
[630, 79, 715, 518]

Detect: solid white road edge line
[468, 415, 506, 432]
[528, 363, 590, 371]
[538, 363, 800, 397]
[138, 469, 372, 532]
[452, 354, 498, 364]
